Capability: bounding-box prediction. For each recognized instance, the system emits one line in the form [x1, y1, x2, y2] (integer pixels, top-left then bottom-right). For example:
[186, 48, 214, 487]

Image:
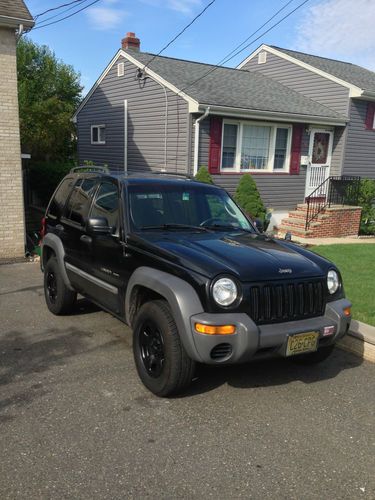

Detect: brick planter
[278, 205, 362, 239]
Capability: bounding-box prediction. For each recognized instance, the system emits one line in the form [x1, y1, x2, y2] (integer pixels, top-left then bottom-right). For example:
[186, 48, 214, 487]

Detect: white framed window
[220, 120, 292, 173]
[91, 125, 106, 145]
[117, 62, 125, 77]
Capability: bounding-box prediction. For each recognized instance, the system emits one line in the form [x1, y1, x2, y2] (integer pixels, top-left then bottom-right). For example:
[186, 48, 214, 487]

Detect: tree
[358, 178, 375, 234]
[17, 38, 83, 161]
[234, 173, 266, 221]
[194, 166, 214, 184]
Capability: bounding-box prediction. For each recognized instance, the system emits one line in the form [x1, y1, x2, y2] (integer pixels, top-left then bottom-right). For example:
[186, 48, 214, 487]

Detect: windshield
[127, 183, 255, 232]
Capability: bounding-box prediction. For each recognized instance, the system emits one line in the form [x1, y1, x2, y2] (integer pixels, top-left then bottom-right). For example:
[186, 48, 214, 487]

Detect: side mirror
[284, 232, 292, 242]
[254, 218, 264, 233]
[86, 216, 112, 235]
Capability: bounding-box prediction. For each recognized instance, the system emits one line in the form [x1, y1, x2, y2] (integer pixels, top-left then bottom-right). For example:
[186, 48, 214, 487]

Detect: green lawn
[312, 244, 375, 326]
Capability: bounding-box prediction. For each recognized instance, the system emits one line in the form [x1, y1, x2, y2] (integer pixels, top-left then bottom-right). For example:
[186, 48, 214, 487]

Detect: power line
[35, 0, 89, 24]
[32, 0, 101, 30]
[34, 0, 86, 20]
[143, 0, 217, 71]
[178, 0, 311, 95]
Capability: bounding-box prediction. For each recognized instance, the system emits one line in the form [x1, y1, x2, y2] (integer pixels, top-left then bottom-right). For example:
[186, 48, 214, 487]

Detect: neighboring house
[0, 0, 34, 259]
[74, 34, 375, 235]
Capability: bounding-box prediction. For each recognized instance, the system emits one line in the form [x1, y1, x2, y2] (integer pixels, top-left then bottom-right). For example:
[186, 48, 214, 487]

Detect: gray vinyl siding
[330, 126, 346, 176]
[77, 55, 189, 173]
[194, 115, 310, 210]
[242, 52, 350, 116]
[342, 99, 375, 178]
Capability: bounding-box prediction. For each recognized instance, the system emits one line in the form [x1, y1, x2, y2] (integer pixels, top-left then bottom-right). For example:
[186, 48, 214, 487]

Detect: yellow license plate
[286, 332, 319, 356]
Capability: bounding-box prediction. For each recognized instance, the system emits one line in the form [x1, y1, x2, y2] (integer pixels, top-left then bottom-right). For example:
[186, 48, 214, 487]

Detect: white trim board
[237, 45, 364, 98]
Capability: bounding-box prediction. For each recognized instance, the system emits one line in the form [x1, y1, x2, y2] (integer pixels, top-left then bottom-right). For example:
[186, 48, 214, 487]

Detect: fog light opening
[195, 323, 236, 335]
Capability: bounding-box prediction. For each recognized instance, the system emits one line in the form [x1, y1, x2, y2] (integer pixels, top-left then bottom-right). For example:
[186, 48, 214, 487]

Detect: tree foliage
[194, 166, 214, 184]
[234, 173, 266, 221]
[17, 38, 83, 161]
[358, 178, 375, 234]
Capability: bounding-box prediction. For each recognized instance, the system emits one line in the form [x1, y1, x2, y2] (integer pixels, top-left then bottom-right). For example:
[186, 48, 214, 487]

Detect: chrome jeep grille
[248, 278, 326, 325]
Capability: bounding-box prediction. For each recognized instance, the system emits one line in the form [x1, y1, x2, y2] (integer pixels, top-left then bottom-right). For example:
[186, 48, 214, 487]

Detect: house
[74, 34, 374, 237]
[0, 0, 34, 259]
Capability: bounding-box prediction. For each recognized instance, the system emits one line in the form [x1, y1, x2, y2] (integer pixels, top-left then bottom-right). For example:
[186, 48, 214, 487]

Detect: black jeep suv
[41, 168, 351, 396]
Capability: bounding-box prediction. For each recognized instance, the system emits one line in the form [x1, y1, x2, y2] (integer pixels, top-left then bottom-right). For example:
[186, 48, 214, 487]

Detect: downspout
[193, 107, 210, 176]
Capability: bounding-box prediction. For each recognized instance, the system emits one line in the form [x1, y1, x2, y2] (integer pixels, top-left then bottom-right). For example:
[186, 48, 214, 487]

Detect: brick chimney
[121, 32, 140, 51]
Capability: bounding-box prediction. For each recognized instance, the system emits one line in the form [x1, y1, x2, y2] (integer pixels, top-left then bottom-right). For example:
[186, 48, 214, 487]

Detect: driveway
[0, 262, 374, 499]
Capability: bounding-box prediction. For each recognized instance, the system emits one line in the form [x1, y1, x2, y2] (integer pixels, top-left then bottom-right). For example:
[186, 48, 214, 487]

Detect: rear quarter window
[47, 177, 74, 218]
[64, 178, 98, 225]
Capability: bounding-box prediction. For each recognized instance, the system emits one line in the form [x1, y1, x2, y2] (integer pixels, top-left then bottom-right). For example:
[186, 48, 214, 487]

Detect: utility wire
[34, 0, 86, 20]
[32, 0, 101, 30]
[35, 0, 90, 24]
[178, 0, 311, 95]
[143, 0, 217, 70]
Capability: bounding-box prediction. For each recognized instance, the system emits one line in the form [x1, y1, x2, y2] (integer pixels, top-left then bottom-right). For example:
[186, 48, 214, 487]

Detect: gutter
[193, 107, 210, 176]
[0, 15, 34, 28]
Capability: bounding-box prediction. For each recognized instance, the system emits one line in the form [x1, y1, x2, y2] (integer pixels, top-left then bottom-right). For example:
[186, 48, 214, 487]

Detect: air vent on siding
[258, 51, 267, 64]
[117, 62, 125, 77]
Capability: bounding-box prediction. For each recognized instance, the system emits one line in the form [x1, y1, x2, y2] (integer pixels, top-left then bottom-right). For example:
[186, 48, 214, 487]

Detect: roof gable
[0, 0, 34, 26]
[73, 49, 347, 125]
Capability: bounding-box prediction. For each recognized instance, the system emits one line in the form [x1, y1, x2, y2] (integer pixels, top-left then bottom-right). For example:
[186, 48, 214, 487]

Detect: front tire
[44, 257, 76, 315]
[133, 300, 195, 397]
[291, 344, 335, 365]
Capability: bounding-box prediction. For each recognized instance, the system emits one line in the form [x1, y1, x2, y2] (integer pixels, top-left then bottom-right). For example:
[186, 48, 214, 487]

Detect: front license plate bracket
[286, 331, 319, 357]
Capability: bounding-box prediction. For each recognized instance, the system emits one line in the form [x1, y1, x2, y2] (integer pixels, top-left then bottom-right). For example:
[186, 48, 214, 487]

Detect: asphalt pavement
[0, 262, 374, 499]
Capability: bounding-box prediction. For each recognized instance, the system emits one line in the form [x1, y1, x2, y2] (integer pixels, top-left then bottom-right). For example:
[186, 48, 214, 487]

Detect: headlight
[212, 277, 238, 306]
[327, 270, 340, 294]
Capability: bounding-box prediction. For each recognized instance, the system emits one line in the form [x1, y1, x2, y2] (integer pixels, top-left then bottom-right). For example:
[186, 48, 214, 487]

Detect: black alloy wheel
[139, 321, 165, 378]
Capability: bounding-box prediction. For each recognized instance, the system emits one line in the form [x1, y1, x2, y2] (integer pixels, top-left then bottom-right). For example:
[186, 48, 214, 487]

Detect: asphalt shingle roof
[128, 51, 346, 121]
[0, 0, 33, 22]
[272, 46, 375, 93]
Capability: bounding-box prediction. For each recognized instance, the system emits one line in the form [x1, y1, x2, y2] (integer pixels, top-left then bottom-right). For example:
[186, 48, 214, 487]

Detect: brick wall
[308, 207, 362, 238]
[0, 27, 25, 259]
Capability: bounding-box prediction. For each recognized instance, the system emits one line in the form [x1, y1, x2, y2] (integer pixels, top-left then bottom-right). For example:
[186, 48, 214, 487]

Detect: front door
[305, 129, 333, 198]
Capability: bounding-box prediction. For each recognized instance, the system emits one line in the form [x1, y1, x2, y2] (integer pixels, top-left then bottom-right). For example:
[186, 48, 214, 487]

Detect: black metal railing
[305, 176, 361, 230]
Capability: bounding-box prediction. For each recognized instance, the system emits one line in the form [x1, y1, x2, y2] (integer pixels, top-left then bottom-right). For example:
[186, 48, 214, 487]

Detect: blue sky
[25, 0, 375, 94]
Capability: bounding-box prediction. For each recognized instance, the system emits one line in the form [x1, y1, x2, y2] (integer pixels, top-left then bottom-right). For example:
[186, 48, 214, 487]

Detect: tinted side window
[64, 178, 97, 225]
[47, 177, 74, 218]
[90, 181, 119, 230]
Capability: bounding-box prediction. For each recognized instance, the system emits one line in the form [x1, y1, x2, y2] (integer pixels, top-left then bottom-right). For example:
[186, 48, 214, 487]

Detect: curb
[337, 320, 375, 363]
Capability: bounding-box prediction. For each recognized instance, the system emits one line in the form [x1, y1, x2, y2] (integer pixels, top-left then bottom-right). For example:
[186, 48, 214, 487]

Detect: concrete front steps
[277, 204, 362, 239]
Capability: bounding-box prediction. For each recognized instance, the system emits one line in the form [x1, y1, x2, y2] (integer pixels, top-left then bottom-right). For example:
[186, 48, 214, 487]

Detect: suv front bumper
[188, 298, 351, 364]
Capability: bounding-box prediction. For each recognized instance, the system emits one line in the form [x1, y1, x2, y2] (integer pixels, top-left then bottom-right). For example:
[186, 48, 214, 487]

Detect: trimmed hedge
[194, 166, 214, 184]
[358, 178, 375, 235]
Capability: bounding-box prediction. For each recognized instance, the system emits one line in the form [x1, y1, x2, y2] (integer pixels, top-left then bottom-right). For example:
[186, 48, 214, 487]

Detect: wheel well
[128, 285, 166, 326]
[42, 245, 55, 269]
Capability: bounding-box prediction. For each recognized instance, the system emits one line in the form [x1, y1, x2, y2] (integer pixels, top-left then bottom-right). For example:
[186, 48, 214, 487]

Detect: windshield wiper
[203, 224, 255, 233]
[140, 223, 211, 232]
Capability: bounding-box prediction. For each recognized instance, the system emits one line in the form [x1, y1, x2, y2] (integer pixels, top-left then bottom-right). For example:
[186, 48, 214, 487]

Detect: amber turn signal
[194, 323, 236, 335]
[343, 307, 351, 317]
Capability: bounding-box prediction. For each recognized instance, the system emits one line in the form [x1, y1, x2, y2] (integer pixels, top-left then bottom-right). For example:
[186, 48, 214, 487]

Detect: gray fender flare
[125, 267, 205, 361]
[41, 233, 74, 291]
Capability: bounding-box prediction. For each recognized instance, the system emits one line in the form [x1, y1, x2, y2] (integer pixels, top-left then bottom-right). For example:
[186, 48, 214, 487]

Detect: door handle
[80, 235, 92, 244]
[56, 224, 64, 232]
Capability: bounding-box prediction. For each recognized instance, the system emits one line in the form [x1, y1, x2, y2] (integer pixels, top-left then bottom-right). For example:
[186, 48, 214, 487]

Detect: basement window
[91, 125, 106, 144]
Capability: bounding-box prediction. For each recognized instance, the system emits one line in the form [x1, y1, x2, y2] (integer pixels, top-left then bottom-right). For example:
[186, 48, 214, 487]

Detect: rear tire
[133, 300, 195, 397]
[44, 257, 76, 315]
[291, 344, 335, 365]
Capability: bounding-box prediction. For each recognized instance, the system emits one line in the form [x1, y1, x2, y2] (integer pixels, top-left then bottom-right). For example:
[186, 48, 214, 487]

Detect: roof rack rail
[155, 171, 193, 179]
[70, 165, 110, 174]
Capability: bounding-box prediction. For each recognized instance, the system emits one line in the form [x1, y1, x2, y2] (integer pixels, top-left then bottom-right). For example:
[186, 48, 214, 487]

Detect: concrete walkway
[289, 236, 375, 245]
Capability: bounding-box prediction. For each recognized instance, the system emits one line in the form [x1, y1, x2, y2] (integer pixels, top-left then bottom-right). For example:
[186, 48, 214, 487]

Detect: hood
[132, 231, 327, 282]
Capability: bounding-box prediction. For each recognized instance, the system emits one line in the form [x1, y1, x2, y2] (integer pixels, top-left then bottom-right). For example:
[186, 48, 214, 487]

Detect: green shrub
[29, 161, 75, 207]
[234, 173, 266, 223]
[358, 178, 375, 235]
[194, 166, 214, 184]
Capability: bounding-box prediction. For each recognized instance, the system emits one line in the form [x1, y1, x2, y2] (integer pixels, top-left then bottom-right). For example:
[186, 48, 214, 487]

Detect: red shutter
[365, 102, 375, 130]
[289, 124, 303, 175]
[208, 117, 223, 174]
